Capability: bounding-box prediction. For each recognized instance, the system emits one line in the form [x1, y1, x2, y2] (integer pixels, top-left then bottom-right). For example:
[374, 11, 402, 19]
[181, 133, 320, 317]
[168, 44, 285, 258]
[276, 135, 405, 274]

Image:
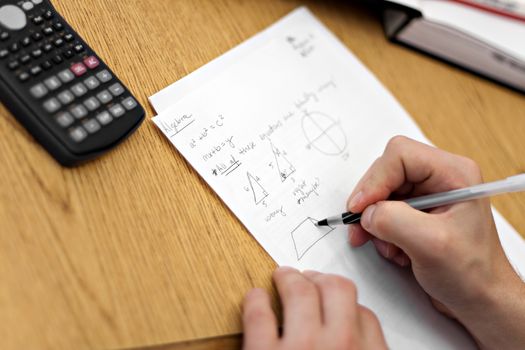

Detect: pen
[316, 173, 525, 226]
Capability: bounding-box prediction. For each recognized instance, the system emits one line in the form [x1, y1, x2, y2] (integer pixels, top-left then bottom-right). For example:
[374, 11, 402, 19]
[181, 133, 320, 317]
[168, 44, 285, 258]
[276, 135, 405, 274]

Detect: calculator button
[43, 27, 53, 36]
[32, 0, 43, 4]
[54, 38, 64, 47]
[58, 69, 74, 83]
[18, 72, 30, 82]
[0, 32, 9, 41]
[43, 43, 53, 53]
[62, 49, 73, 59]
[83, 119, 101, 134]
[52, 55, 63, 64]
[9, 42, 20, 53]
[96, 111, 113, 125]
[55, 111, 74, 128]
[21, 37, 31, 47]
[30, 83, 48, 98]
[44, 10, 53, 20]
[96, 69, 112, 83]
[42, 60, 52, 70]
[83, 56, 99, 69]
[0, 49, 8, 59]
[43, 98, 61, 113]
[122, 97, 138, 110]
[108, 83, 124, 96]
[109, 104, 125, 118]
[30, 65, 42, 76]
[0, 5, 27, 31]
[22, 2, 34, 11]
[83, 96, 100, 111]
[70, 82, 87, 97]
[31, 48, 42, 58]
[20, 54, 31, 64]
[31, 32, 43, 41]
[57, 90, 74, 105]
[84, 76, 100, 90]
[8, 60, 20, 70]
[69, 126, 87, 143]
[96, 90, 112, 104]
[70, 62, 87, 76]
[73, 43, 84, 53]
[70, 104, 88, 119]
[64, 33, 74, 42]
[33, 15, 44, 25]
[53, 22, 64, 31]
[44, 76, 61, 90]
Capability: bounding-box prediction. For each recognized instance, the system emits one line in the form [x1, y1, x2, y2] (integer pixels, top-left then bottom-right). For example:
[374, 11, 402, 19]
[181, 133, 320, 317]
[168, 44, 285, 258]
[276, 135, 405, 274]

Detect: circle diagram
[302, 111, 347, 156]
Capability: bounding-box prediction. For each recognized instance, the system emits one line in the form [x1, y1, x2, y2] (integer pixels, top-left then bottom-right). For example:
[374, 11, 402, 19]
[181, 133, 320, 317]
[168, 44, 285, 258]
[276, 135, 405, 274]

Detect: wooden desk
[1, 1, 524, 349]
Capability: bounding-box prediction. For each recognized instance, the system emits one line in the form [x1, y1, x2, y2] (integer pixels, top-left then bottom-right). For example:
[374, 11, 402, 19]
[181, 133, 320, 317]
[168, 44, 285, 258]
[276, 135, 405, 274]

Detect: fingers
[347, 136, 483, 214]
[244, 270, 389, 350]
[242, 288, 278, 350]
[349, 225, 410, 267]
[303, 272, 359, 329]
[273, 267, 322, 341]
[360, 200, 443, 260]
[371, 238, 400, 260]
[348, 224, 372, 247]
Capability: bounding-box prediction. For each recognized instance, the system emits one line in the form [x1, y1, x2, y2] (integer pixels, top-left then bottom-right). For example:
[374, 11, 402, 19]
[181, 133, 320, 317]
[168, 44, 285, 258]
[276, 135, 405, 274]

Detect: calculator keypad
[1, 0, 140, 145]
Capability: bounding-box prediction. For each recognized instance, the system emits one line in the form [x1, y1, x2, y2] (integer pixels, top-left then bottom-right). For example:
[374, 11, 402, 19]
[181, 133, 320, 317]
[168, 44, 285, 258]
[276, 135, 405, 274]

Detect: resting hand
[242, 267, 387, 350]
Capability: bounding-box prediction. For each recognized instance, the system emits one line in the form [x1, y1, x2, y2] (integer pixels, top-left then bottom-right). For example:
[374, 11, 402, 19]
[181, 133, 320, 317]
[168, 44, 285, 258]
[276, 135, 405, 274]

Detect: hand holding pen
[342, 137, 525, 349]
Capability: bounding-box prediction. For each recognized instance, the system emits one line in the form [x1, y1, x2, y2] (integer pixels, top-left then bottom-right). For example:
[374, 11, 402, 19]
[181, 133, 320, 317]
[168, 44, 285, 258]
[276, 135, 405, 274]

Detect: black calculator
[0, 0, 145, 166]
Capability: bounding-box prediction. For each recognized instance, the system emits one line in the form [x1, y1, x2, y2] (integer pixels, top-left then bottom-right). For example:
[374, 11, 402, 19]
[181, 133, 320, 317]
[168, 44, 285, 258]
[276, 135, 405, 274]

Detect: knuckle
[386, 135, 409, 150]
[243, 304, 271, 325]
[319, 275, 357, 297]
[457, 156, 483, 185]
[284, 279, 317, 299]
[359, 306, 379, 324]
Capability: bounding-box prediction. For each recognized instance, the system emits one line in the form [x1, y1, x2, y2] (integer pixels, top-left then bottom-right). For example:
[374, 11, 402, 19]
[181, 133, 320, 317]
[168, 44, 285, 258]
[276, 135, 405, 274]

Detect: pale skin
[242, 136, 525, 350]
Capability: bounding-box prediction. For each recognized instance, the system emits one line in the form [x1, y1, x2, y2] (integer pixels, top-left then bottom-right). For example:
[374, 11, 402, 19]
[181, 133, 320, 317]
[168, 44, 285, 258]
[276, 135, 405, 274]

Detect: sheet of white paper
[150, 7, 525, 349]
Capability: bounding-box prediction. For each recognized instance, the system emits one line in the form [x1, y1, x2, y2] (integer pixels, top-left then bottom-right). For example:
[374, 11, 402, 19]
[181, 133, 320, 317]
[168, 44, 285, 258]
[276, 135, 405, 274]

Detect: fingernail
[361, 204, 376, 231]
[373, 239, 391, 258]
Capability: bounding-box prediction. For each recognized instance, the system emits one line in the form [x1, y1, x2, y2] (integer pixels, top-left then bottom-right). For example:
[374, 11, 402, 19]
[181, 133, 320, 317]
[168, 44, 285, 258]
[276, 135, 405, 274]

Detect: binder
[382, 1, 525, 93]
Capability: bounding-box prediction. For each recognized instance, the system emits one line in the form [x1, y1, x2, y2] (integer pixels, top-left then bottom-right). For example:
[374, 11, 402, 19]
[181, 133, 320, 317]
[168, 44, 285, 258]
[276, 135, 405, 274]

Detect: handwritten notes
[150, 7, 525, 349]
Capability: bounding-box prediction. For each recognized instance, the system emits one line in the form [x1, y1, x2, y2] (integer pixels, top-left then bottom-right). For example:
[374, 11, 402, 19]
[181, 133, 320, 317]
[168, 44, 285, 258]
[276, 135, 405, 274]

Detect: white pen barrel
[405, 188, 477, 211]
[405, 174, 525, 211]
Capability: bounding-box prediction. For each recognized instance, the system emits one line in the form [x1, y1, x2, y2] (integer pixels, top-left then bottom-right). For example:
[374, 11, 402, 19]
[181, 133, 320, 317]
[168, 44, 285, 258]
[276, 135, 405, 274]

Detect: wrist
[455, 264, 525, 349]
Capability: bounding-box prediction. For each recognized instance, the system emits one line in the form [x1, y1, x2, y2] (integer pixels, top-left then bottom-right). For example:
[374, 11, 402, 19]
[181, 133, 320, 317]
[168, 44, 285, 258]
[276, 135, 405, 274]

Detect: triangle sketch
[247, 172, 269, 205]
[271, 142, 296, 182]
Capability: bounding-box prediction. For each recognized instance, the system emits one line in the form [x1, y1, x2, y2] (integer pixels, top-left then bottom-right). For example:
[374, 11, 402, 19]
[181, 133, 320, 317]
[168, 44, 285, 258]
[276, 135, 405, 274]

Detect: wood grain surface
[1, 1, 524, 350]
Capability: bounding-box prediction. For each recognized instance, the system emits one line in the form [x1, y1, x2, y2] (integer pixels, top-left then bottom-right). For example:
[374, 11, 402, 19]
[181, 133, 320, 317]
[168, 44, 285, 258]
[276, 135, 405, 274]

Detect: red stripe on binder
[450, 0, 525, 23]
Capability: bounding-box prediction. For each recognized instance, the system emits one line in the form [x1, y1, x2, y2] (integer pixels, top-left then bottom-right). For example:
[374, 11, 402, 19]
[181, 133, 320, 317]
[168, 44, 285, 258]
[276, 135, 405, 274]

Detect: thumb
[360, 201, 441, 259]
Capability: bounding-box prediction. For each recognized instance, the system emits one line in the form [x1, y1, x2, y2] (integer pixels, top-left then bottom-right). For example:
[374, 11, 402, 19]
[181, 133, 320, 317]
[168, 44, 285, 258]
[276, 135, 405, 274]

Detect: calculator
[0, 0, 145, 166]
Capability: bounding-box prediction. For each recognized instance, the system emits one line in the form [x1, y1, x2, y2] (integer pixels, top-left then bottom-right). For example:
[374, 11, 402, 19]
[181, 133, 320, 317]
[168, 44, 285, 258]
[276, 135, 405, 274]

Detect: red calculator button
[70, 62, 87, 76]
[83, 56, 100, 69]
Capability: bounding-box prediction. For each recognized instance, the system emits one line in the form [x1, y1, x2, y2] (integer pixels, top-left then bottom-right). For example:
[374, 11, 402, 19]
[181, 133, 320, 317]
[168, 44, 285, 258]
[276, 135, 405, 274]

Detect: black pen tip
[316, 219, 328, 226]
